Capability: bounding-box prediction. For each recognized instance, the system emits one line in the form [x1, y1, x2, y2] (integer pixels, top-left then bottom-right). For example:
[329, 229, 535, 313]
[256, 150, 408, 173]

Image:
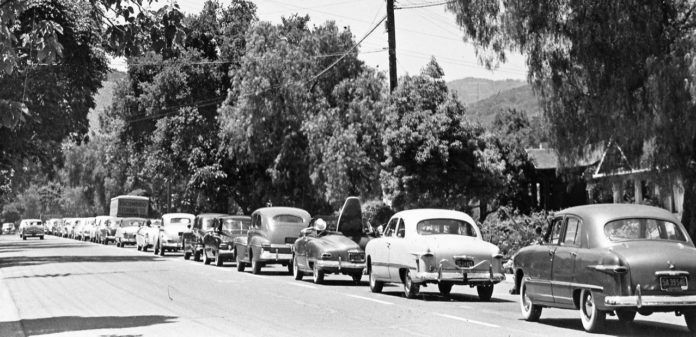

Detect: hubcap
[583, 292, 594, 319]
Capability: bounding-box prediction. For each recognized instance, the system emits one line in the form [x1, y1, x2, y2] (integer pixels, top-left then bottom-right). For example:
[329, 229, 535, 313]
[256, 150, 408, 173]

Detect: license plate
[660, 276, 688, 291]
[456, 259, 474, 268]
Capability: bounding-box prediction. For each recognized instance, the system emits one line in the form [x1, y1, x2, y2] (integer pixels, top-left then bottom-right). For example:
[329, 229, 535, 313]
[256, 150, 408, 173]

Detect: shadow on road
[535, 317, 691, 336]
[0, 315, 176, 336]
[0, 241, 89, 252]
[0, 255, 164, 268]
[379, 287, 514, 303]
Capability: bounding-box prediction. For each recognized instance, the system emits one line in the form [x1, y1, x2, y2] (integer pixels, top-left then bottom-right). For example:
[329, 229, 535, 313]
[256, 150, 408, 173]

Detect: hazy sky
[111, 0, 528, 82]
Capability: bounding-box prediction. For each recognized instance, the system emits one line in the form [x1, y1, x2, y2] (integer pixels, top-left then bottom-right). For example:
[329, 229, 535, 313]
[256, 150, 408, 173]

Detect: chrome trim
[605, 294, 696, 307]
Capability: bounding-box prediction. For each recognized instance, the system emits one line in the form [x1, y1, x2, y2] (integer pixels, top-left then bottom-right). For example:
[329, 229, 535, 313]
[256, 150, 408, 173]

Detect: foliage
[380, 58, 507, 212]
[361, 199, 394, 230]
[218, 16, 363, 213]
[481, 206, 549, 258]
[1, 202, 23, 223]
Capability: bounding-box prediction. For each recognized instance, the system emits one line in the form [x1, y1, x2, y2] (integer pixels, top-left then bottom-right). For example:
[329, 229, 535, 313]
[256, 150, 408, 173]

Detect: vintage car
[18, 219, 44, 240]
[43, 218, 59, 235]
[153, 213, 194, 256]
[292, 197, 367, 284]
[81, 217, 96, 242]
[114, 217, 147, 247]
[365, 209, 505, 299]
[182, 213, 228, 261]
[93, 216, 119, 244]
[202, 215, 252, 266]
[513, 204, 696, 333]
[2, 222, 14, 235]
[136, 220, 156, 252]
[62, 218, 77, 238]
[234, 207, 310, 274]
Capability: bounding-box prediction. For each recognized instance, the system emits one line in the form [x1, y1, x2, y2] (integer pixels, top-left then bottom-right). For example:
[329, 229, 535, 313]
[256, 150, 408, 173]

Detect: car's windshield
[28, 221, 42, 226]
[604, 218, 687, 242]
[202, 218, 217, 230]
[221, 218, 251, 231]
[417, 219, 477, 237]
[166, 218, 191, 226]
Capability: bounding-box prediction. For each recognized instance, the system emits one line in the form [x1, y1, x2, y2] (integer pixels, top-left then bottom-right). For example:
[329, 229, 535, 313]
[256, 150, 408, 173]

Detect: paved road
[0, 234, 691, 337]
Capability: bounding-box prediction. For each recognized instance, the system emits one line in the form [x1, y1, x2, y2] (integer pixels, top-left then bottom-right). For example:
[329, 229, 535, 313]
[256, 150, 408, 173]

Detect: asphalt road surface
[0, 234, 692, 337]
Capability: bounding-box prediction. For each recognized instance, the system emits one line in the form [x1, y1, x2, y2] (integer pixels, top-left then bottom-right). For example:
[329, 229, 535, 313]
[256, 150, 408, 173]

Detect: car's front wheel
[215, 250, 224, 267]
[203, 247, 211, 265]
[368, 266, 383, 293]
[235, 249, 245, 272]
[403, 270, 420, 299]
[184, 251, 191, 260]
[580, 289, 606, 332]
[438, 282, 453, 296]
[312, 263, 324, 284]
[684, 310, 696, 333]
[251, 254, 262, 274]
[520, 278, 542, 321]
[292, 255, 303, 280]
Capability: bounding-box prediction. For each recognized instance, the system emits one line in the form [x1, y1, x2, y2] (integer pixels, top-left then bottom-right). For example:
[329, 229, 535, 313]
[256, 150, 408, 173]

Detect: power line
[395, 0, 455, 10]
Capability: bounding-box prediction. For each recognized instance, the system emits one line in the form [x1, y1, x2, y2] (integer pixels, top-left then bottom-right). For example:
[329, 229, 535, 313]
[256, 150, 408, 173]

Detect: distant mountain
[467, 84, 542, 125]
[447, 77, 526, 105]
[88, 70, 126, 132]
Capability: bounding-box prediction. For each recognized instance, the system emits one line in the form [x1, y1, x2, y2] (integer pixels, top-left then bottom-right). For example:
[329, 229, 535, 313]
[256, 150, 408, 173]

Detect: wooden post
[387, 0, 397, 92]
[634, 179, 643, 204]
[612, 181, 622, 203]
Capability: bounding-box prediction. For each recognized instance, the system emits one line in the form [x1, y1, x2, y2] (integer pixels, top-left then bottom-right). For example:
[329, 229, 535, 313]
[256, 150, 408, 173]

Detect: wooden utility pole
[387, 0, 397, 92]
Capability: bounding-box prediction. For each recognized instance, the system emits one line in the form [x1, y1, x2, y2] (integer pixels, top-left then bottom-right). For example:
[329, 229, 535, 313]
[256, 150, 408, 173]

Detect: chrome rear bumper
[605, 295, 696, 307]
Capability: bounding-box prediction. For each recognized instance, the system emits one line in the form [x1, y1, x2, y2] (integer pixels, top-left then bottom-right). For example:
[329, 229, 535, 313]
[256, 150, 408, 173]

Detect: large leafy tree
[380, 59, 507, 213]
[218, 16, 363, 213]
[446, 1, 696, 234]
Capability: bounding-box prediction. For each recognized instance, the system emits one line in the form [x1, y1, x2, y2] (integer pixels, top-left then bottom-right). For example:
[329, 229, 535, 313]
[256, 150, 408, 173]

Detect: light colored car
[151, 213, 193, 256]
[513, 204, 696, 333]
[61, 218, 77, 238]
[115, 217, 147, 247]
[365, 209, 505, 299]
[94, 216, 119, 244]
[72, 218, 85, 240]
[80, 217, 96, 242]
[18, 219, 44, 240]
[2, 222, 15, 235]
[234, 207, 310, 274]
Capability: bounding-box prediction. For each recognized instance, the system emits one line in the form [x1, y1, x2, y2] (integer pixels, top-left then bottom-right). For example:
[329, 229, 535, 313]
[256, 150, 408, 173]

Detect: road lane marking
[345, 294, 394, 305]
[433, 313, 500, 328]
[287, 282, 317, 289]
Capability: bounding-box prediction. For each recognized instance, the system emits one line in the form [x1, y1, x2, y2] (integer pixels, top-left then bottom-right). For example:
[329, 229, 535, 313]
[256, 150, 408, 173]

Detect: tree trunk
[681, 167, 696, 241]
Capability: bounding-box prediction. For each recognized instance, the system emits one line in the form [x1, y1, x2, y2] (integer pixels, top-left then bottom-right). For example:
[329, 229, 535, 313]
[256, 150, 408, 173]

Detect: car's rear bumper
[605, 294, 696, 308]
[259, 251, 292, 263]
[414, 270, 505, 284]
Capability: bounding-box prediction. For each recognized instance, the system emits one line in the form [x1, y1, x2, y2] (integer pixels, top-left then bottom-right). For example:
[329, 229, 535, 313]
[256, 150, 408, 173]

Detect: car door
[387, 218, 406, 281]
[372, 218, 398, 279]
[526, 216, 564, 304]
[551, 216, 582, 307]
[295, 226, 311, 268]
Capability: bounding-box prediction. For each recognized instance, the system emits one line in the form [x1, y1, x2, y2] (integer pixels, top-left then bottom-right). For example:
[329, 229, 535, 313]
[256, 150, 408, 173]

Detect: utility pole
[387, 0, 397, 92]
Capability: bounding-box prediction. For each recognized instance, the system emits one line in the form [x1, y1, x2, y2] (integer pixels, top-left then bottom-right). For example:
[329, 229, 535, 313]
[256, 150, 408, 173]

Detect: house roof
[526, 148, 559, 169]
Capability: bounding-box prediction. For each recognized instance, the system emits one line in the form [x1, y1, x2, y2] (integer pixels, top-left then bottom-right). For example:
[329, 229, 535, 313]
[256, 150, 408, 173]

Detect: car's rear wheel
[193, 249, 201, 262]
[403, 270, 420, 299]
[22, 235, 26, 240]
[368, 266, 383, 293]
[236, 249, 245, 272]
[684, 310, 696, 333]
[312, 263, 324, 284]
[351, 273, 362, 284]
[39, 236, 44, 240]
[184, 251, 191, 260]
[292, 255, 303, 280]
[438, 282, 453, 296]
[215, 251, 224, 267]
[251, 254, 262, 274]
[520, 278, 542, 321]
[616, 310, 636, 322]
[580, 289, 606, 332]
[203, 248, 211, 265]
[477, 285, 494, 301]
[142, 242, 148, 252]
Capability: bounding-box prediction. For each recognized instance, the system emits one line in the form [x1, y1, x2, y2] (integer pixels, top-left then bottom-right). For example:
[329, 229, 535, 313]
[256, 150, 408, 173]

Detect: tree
[380, 58, 507, 213]
[218, 16, 363, 213]
[446, 1, 696, 235]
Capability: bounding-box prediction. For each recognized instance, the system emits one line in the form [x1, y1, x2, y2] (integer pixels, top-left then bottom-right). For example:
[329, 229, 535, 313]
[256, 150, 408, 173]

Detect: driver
[314, 218, 327, 236]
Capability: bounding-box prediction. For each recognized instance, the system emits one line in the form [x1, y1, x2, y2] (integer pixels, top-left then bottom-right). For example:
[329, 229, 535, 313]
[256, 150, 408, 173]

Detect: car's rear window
[604, 218, 687, 242]
[273, 215, 303, 223]
[222, 218, 251, 231]
[167, 218, 191, 226]
[417, 219, 477, 237]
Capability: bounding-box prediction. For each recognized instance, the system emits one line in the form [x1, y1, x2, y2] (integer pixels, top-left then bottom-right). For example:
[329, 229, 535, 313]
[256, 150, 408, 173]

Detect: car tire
[40, 236, 44, 240]
[236, 250, 245, 272]
[403, 270, 420, 299]
[117, 241, 122, 248]
[616, 310, 636, 322]
[368, 267, 383, 293]
[287, 263, 293, 275]
[184, 251, 191, 260]
[520, 278, 542, 321]
[293, 256, 303, 280]
[351, 273, 362, 284]
[22, 235, 26, 240]
[684, 310, 696, 333]
[193, 250, 201, 262]
[215, 251, 224, 267]
[158, 241, 165, 256]
[312, 263, 324, 284]
[580, 289, 606, 333]
[477, 285, 494, 301]
[438, 282, 453, 296]
[251, 255, 262, 274]
[203, 248, 211, 265]
[142, 243, 148, 252]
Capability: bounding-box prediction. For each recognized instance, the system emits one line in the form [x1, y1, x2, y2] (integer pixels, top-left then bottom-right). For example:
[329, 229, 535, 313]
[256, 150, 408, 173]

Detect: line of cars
[27, 200, 696, 334]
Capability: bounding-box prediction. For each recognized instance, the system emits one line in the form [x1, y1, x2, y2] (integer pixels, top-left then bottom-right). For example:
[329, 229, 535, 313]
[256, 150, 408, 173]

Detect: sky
[111, 0, 528, 82]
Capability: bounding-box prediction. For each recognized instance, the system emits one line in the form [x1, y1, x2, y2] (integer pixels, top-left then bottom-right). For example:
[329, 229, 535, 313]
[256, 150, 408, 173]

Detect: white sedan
[365, 209, 505, 300]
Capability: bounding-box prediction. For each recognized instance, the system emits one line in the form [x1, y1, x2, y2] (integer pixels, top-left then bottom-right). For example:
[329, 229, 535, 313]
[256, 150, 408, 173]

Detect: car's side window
[563, 217, 581, 246]
[549, 218, 564, 245]
[395, 219, 405, 238]
[384, 218, 398, 237]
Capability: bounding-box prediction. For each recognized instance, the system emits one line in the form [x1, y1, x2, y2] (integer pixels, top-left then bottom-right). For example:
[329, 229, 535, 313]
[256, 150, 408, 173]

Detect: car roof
[558, 203, 679, 224]
[393, 209, 476, 224]
[196, 213, 229, 219]
[162, 213, 195, 220]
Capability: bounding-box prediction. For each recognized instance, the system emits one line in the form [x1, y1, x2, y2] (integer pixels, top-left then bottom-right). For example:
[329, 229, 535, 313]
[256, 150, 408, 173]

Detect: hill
[467, 84, 542, 125]
[88, 70, 126, 132]
[447, 77, 526, 105]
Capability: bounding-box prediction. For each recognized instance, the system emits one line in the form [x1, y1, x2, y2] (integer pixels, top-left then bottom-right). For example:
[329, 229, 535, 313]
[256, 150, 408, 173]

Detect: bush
[480, 206, 550, 259]
[362, 199, 394, 231]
